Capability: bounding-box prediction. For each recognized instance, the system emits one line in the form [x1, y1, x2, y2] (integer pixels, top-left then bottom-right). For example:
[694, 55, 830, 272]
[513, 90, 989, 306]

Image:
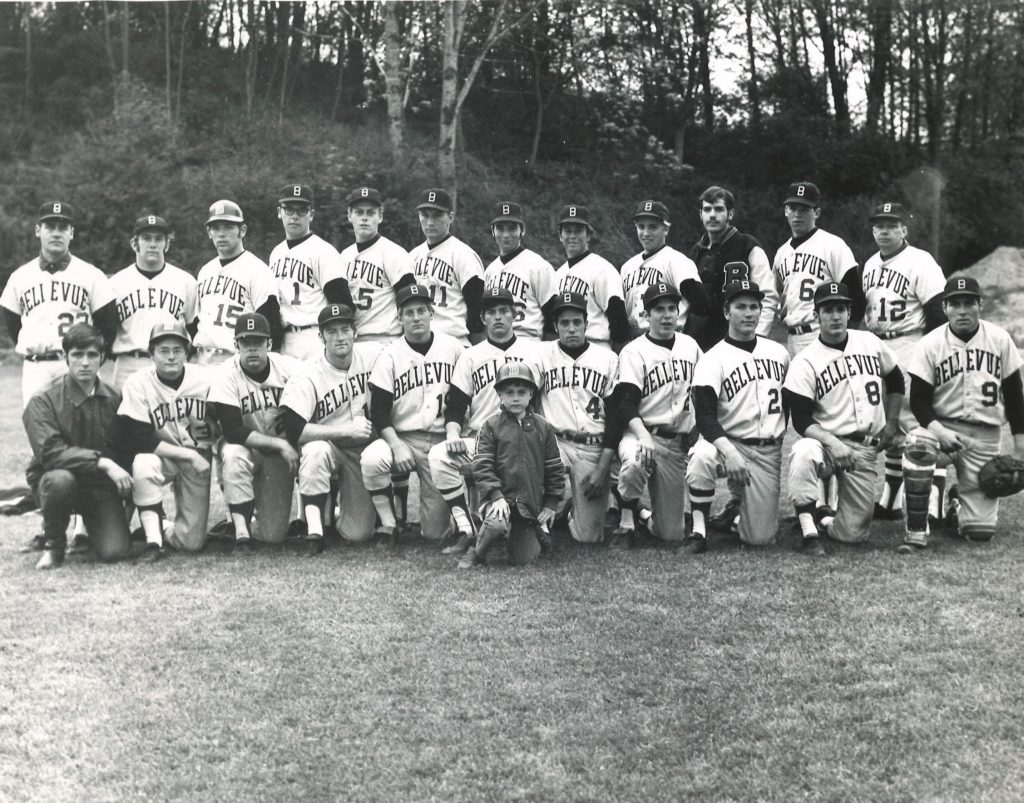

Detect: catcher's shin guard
[902, 459, 934, 533]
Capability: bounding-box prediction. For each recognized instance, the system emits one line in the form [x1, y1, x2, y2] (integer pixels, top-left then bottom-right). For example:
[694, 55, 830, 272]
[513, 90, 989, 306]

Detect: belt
[24, 352, 62, 362]
[285, 323, 317, 332]
[558, 431, 603, 446]
[845, 433, 881, 447]
[648, 425, 687, 438]
[788, 323, 818, 335]
[876, 330, 908, 340]
[737, 437, 779, 447]
[116, 350, 150, 359]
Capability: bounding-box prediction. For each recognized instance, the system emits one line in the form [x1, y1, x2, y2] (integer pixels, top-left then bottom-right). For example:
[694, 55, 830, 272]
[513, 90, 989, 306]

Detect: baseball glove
[978, 454, 1024, 498]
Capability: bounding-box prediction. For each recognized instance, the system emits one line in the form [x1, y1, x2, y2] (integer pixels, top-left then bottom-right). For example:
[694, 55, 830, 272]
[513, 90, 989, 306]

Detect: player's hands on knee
[877, 421, 900, 451]
[933, 425, 970, 453]
[537, 507, 556, 527]
[187, 451, 211, 475]
[829, 441, 857, 473]
[488, 498, 510, 521]
[581, 467, 609, 499]
[98, 457, 133, 498]
[392, 442, 416, 474]
[279, 442, 300, 474]
[446, 435, 468, 455]
[723, 453, 750, 486]
[346, 416, 373, 444]
[636, 434, 656, 471]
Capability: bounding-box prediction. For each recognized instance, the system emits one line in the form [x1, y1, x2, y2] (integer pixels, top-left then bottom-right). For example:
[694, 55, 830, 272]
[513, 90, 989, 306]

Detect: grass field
[2, 363, 1023, 802]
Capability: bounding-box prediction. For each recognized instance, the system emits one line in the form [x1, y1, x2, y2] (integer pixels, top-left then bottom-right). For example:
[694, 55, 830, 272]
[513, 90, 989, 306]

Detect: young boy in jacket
[460, 362, 564, 568]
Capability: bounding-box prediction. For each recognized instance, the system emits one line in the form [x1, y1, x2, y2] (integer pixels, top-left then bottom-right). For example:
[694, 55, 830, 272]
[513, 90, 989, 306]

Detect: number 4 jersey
[910, 320, 1023, 426]
[783, 330, 898, 437]
[195, 251, 278, 351]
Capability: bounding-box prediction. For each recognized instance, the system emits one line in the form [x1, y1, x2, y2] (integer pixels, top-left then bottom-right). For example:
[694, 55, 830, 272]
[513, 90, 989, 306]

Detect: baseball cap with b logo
[278, 184, 314, 206]
[494, 361, 538, 393]
[38, 201, 75, 224]
[633, 200, 670, 224]
[416, 188, 454, 212]
[643, 281, 683, 310]
[942, 275, 982, 300]
[206, 200, 244, 225]
[234, 312, 272, 338]
[148, 320, 191, 348]
[133, 214, 171, 236]
[784, 182, 822, 207]
[551, 291, 587, 315]
[869, 202, 909, 224]
[557, 204, 593, 229]
[490, 201, 524, 227]
[395, 284, 433, 309]
[345, 187, 383, 207]
[813, 281, 853, 307]
[317, 304, 356, 328]
[723, 280, 765, 304]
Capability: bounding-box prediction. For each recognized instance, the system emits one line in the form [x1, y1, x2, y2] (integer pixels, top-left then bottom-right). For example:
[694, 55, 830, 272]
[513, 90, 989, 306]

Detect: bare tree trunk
[810, 0, 849, 135]
[23, 3, 31, 113]
[244, 0, 258, 118]
[121, 3, 129, 78]
[744, 0, 760, 131]
[384, 1, 406, 158]
[865, 0, 892, 134]
[691, 0, 714, 129]
[439, 0, 468, 192]
[165, 2, 173, 117]
[175, 1, 192, 124]
[951, 5, 971, 152]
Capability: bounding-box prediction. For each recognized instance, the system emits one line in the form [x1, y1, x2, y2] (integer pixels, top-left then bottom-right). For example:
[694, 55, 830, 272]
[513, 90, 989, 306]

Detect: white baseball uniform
[280, 343, 383, 543]
[785, 330, 899, 542]
[340, 235, 413, 341]
[120, 364, 215, 551]
[616, 333, 702, 542]
[1, 255, 115, 405]
[482, 248, 556, 340]
[687, 336, 789, 545]
[270, 234, 347, 358]
[535, 340, 619, 543]
[620, 246, 700, 336]
[195, 251, 277, 361]
[208, 352, 303, 543]
[555, 253, 624, 349]
[909, 321, 1023, 539]
[773, 228, 857, 355]
[410, 235, 484, 341]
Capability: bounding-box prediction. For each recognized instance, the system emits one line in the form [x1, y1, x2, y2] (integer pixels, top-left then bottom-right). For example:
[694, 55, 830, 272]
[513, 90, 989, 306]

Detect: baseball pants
[110, 353, 152, 392]
[427, 437, 476, 494]
[687, 437, 782, 545]
[889, 332, 924, 433]
[220, 443, 295, 543]
[131, 452, 212, 552]
[786, 328, 820, 359]
[22, 359, 66, 408]
[361, 431, 450, 540]
[36, 469, 131, 560]
[943, 419, 1002, 540]
[556, 439, 611, 543]
[617, 431, 689, 542]
[788, 437, 880, 543]
[299, 440, 376, 542]
[281, 328, 321, 361]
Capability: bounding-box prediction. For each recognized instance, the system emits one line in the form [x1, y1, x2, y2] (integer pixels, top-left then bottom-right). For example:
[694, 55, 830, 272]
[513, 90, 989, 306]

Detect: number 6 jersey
[910, 320, 1023, 426]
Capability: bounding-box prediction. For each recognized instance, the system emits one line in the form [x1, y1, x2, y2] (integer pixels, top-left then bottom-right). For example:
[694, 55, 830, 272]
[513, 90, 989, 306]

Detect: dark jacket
[473, 408, 564, 521]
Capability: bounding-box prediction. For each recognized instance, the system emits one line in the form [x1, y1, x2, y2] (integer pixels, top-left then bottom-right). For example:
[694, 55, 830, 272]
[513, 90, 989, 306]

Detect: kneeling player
[783, 283, 903, 555]
[899, 277, 1024, 552]
[461, 363, 563, 568]
[207, 313, 302, 549]
[279, 304, 379, 554]
[613, 283, 701, 546]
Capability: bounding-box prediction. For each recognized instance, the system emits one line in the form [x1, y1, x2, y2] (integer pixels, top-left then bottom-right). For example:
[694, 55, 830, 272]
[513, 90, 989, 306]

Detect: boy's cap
[494, 361, 538, 392]
[149, 320, 191, 347]
[416, 189, 454, 212]
[481, 286, 516, 309]
[491, 201, 524, 226]
[557, 204, 593, 229]
[279, 184, 314, 206]
[207, 200, 244, 225]
[870, 202, 909, 224]
[551, 291, 587, 315]
[38, 201, 74, 224]
[133, 215, 171, 236]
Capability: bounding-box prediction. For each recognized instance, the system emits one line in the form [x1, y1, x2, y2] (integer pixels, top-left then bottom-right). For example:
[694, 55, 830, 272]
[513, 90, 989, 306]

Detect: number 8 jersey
[783, 330, 898, 437]
[861, 244, 944, 338]
[195, 251, 277, 352]
[910, 320, 1023, 426]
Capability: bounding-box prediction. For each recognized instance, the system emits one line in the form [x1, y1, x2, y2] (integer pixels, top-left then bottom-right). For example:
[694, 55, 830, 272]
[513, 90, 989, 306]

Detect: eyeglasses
[280, 205, 311, 217]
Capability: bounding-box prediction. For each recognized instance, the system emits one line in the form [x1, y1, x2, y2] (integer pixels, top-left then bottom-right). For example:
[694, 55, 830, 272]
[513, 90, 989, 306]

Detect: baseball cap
[494, 361, 538, 392]
[480, 286, 516, 309]
[633, 200, 670, 224]
[133, 214, 171, 236]
[279, 184, 314, 206]
[395, 284, 433, 309]
[148, 320, 191, 347]
[416, 189, 454, 212]
[784, 182, 821, 207]
[551, 291, 587, 316]
[234, 312, 272, 338]
[557, 204, 593, 229]
[346, 187, 383, 207]
[723, 280, 765, 304]
[869, 202, 909, 224]
[317, 303, 356, 328]
[813, 281, 853, 307]
[38, 201, 74, 224]
[643, 282, 682, 310]
[490, 201, 524, 227]
[943, 276, 982, 300]
[206, 200, 244, 225]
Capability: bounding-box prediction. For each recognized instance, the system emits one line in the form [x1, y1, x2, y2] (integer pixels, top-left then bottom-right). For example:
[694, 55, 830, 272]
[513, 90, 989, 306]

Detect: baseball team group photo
[3, 1, 1024, 800]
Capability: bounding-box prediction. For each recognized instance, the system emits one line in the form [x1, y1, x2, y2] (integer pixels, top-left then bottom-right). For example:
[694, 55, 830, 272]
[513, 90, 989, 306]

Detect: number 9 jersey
[861, 244, 944, 338]
[194, 251, 277, 351]
[910, 320, 1023, 426]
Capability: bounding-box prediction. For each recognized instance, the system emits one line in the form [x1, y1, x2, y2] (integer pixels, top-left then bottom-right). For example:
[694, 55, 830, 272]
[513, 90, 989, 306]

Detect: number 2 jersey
[862, 244, 945, 338]
[339, 235, 413, 339]
[119, 364, 215, 450]
[195, 251, 277, 351]
[783, 330, 898, 437]
[910, 320, 1023, 426]
[535, 341, 618, 437]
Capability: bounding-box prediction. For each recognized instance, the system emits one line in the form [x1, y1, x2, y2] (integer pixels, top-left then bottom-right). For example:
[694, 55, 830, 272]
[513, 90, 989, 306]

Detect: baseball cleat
[710, 497, 741, 532]
[138, 544, 165, 564]
[681, 534, 707, 555]
[456, 546, 480, 569]
[441, 532, 473, 555]
[207, 518, 235, 541]
[799, 536, 826, 557]
[945, 487, 961, 536]
[873, 503, 903, 521]
[285, 519, 308, 539]
[35, 548, 64, 570]
[234, 536, 255, 554]
[305, 537, 325, 556]
[536, 526, 554, 554]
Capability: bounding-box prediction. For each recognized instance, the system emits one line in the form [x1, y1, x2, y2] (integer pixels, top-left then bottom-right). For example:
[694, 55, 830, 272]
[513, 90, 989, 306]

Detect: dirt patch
[957, 246, 1024, 345]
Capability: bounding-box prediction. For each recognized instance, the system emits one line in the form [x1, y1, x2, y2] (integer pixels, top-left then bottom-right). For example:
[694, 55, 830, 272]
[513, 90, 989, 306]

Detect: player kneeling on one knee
[459, 363, 564, 568]
[684, 281, 789, 552]
[899, 276, 1024, 552]
[783, 282, 904, 554]
[24, 324, 134, 570]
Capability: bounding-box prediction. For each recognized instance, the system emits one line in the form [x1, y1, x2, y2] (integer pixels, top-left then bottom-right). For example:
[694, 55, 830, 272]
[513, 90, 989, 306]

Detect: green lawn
[1, 363, 1022, 802]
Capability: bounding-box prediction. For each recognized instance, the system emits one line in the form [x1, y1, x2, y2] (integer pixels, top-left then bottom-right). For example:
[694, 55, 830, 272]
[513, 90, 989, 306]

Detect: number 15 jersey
[195, 251, 277, 351]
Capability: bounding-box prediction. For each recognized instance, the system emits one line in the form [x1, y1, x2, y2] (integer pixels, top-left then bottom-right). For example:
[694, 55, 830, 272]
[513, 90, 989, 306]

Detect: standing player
[1, 202, 117, 406]
[614, 283, 702, 547]
[688, 187, 777, 351]
[114, 321, 215, 560]
[107, 214, 197, 390]
[409, 188, 485, 344]
[207, 313, 302, 549]
[270, 184, 353, 359]
[620, 200, 710, 339]
[772, 183, 862, 357]
[783, 282, 904, 555]
[684, 281, 789, 553]
[534, 292, 620, 544]
[898, 277, 1024, 551]
[280, 304, 379, 554]
[195, 199, 282, 366]
[482, 201, 556, 341]
[861, 202, 947, 519]
[360, 284, 464, 543]
[339, 186, 416, 343]
[428, 287, 540, 555]
[549, 204, 629, 352]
